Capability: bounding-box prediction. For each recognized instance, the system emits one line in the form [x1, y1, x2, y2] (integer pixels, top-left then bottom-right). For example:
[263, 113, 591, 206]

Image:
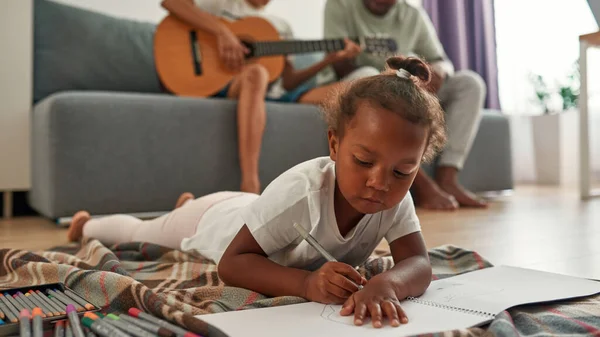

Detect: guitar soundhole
[241, 41, 255, 59]
[189, 31, 203, 75]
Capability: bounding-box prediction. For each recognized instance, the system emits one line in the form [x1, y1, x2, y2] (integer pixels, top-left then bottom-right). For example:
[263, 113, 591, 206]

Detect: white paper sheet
[418, 265, 600, 315]
[197, 266, 600, 337]
[198, 301, 487, 337]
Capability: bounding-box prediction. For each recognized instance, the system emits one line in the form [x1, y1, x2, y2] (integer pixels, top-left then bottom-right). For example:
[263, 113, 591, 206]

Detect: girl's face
[328, 101, 428, 215]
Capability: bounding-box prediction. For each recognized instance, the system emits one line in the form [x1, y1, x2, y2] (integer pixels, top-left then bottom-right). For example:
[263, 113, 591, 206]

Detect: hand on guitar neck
[324, 38, 362, 64]
[154, 14, 398, 97]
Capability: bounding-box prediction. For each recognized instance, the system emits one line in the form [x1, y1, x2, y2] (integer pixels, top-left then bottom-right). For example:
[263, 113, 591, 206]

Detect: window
[494, 0, 599, 115]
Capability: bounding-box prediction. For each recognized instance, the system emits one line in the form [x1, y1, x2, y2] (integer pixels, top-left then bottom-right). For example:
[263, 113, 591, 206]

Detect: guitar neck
[251, 38, 359, 57]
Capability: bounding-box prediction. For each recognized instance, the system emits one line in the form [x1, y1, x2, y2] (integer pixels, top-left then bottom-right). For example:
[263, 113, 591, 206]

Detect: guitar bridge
[189, 31, 203, 75]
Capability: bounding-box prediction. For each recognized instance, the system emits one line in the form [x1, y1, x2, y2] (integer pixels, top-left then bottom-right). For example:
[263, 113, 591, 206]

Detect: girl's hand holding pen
[303, 262, 367, 304]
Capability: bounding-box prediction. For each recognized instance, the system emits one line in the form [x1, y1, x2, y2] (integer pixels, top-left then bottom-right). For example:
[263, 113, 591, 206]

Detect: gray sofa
[29, 0, 513, 219]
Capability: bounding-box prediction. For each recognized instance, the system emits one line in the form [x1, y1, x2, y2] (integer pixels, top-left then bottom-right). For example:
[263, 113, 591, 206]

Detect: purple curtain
[422, 0, 501, 109]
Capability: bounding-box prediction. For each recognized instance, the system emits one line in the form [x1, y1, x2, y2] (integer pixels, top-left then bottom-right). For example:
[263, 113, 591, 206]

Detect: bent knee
[241, 64, 270, 87]
[452, 70, 487, 96]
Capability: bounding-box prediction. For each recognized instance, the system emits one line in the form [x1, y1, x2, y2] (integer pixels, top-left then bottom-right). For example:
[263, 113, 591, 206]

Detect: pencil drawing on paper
[428, 280, 504, 304]
[320, 305, 356, 325]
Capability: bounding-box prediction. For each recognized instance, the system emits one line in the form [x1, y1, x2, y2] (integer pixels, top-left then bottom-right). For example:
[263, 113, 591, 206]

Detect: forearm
[431, 60, 454, 77]
[282, 58, 336, 91]
[161, 0, 226, 36]
[371, 255, 432, 299]
[331, 58, 358, 80]
[218, 253, 311, 298]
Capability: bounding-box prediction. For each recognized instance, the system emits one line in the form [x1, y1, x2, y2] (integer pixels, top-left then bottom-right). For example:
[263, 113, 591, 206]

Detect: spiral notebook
[198, 266, 600, 337]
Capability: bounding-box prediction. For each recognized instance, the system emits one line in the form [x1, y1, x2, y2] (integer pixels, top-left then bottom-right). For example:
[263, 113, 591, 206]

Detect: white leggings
[82, 191, 245, 249]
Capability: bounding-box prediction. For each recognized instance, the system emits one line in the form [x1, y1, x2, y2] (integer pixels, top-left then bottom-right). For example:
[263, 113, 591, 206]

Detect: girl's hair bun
[386, 55, 432, 84]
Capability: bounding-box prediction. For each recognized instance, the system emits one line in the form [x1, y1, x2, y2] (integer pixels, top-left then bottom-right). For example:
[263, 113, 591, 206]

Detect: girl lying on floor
[67, 55, 447, 329]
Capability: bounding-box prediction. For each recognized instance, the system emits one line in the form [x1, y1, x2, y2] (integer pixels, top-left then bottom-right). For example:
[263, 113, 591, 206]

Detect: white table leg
[579, 40, 600, 200]
[3, 191, 12, 219]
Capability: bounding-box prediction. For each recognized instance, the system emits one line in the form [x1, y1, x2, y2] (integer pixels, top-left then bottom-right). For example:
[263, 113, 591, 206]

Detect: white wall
[51, 0, 421, 39]
[265, 0, 326, 39]
[51, 0, 327, 39]
[0, 0, 32, 191]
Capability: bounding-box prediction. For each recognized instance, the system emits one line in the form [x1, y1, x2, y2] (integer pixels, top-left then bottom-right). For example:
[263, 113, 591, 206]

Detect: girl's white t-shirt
[180, 157, 421, 271]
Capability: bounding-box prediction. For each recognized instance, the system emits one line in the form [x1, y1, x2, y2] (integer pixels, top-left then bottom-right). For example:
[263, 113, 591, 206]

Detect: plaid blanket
[1, 239, 599, 337]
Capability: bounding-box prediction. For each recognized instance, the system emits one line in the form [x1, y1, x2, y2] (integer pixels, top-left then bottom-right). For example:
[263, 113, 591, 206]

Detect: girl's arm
[218, 225, 309, 297]
[280, 38, 361, 91]
[373, 232, 432, 299]
[218, 225, 364, 301]
[340, 232, 432, 327]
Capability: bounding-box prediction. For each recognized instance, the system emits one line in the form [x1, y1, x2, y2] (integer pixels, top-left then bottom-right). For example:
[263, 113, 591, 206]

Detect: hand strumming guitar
[216, 28, 249, 72]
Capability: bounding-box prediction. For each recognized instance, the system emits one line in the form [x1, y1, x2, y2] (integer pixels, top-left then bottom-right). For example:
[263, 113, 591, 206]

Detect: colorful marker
[63, 290, 95, 311]
[81, 317, 112, 337]
[4, 292, 24, 312]
[54, 320, 65, 337]
[119, 314, 176, 337]
[33, 290, 63, 315]
[129, 308, 201, 337]
[66, 304, 85, 337]
[32, 308, 44, 337]
[65, 322, 73, 337]
[0, 307, 4, 320]
[0, 294, 20, 322]
[18, 293, 41, 315]
[25, 293, 52, 317]
[104, 313, 156, 337]
[47, 291, 71, 307]
[84, 326, 97, 337]
[82, 315, 129, 337]
[13, 294, 31, 311]
[20, 309, 31, 337]
[0, 317, 5, 325]
[47, 295, 68, 314]
[50, 290, 84, 312]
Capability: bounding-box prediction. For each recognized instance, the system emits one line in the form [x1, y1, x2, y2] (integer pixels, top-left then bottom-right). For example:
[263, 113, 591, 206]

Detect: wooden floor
[2, 185, 600, 279]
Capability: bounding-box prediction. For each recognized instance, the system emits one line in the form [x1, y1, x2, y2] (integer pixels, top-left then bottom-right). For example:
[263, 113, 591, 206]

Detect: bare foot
[436, 166, 487, 208]
[437, 180, 487, 208]
[413, 182, 459, 210]
[67, 211, 91, 242]
[240, 177, 261, 194]
[175, 192, 195, 209]
[412, 170, 459, 211]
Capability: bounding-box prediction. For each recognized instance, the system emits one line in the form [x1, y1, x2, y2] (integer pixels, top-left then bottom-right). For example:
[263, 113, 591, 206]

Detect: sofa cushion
[33, 0, 162, 103]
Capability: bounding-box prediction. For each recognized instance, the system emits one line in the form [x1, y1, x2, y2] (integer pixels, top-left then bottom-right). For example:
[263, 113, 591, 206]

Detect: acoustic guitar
[154, 15, 398, 97]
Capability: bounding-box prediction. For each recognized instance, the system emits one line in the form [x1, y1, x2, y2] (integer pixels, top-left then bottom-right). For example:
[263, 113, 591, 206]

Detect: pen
[66, 304, 85, 337]
[19, 309, 31, 337]
[293, 223, 364, 290]
[32, 308, 44, 337]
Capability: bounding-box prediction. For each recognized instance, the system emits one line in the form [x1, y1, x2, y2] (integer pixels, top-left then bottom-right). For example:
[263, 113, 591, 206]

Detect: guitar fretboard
[251, 38, 356, 57]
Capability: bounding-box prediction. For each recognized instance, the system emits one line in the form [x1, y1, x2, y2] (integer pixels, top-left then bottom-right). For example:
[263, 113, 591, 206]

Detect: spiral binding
[406, 296, 495, 319]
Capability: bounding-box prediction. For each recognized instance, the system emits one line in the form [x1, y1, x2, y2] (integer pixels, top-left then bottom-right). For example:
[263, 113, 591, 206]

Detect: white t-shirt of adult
[192, 0, 294, 99]
[180, 157, 421, 271]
